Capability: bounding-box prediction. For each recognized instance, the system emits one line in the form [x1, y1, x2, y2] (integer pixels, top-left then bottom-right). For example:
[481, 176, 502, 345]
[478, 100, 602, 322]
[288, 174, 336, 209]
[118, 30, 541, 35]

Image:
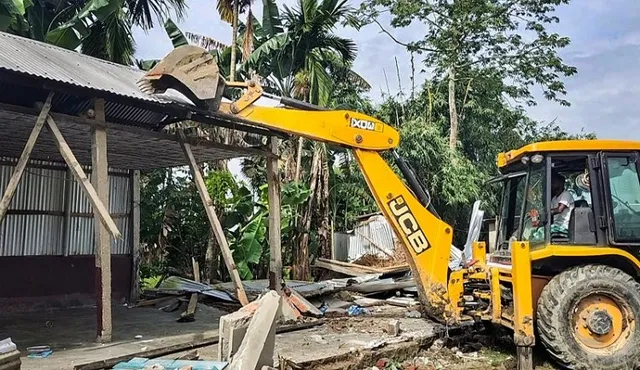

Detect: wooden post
[266, 136, 282, 292]
[0, 93, 53, 223]
[92, 98, 112, 343]
[41, 111, 121, 238]
[178, 131, 248, 306]
[130, 170, 141, 303]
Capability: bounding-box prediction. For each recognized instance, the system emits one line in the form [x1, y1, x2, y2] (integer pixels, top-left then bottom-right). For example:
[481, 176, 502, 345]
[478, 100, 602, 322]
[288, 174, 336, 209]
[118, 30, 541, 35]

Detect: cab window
[521, 164, 546, 245]
[496, 173, 525, 250]
[606, 155, 640, 241]
[496, 164, 546, 248]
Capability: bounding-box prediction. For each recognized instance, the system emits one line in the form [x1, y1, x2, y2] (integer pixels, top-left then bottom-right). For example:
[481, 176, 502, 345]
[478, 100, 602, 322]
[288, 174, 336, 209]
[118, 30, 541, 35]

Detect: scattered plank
[353, 297, 385, 307]
[285, 288, 323, 317]
[385, 297, 419, 308]
[312, 260, 369, 277]
[130, 296, 178, 308]
[317, 258, 380, 273]
[179, 258, 201, 322]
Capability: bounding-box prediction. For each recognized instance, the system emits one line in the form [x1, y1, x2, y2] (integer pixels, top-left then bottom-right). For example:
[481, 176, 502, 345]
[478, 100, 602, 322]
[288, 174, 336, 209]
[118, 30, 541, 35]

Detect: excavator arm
[139, 46, 456, 319]
[226, 102, 455, 316]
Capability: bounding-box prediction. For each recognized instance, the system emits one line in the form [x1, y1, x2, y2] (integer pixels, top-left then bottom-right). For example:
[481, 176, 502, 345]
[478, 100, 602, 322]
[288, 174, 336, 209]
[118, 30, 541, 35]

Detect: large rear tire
[537, 265, 640, 370]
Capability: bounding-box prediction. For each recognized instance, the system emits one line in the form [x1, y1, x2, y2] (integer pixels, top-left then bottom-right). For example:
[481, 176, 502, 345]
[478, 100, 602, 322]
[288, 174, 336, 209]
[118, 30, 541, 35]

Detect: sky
[133, 0, 640, 140]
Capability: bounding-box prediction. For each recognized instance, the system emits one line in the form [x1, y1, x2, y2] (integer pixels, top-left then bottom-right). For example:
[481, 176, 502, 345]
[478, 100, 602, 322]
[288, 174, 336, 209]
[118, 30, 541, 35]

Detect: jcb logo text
[350, 118, 376, 131]
[388, 196, 430, 254]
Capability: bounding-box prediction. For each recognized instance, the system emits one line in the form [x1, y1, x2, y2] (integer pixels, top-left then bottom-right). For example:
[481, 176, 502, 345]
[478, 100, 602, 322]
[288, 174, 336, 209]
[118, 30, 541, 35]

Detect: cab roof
[497, 140, 640, 168]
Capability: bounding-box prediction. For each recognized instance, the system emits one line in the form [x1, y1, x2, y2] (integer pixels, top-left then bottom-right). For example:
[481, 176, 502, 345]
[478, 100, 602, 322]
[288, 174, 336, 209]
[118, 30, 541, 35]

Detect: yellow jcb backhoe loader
[140, 45, 640, 370]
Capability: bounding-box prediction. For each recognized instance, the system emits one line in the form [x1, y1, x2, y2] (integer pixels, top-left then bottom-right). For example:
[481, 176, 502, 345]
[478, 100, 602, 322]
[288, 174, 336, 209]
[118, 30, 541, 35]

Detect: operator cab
[492, 141, 640, 255]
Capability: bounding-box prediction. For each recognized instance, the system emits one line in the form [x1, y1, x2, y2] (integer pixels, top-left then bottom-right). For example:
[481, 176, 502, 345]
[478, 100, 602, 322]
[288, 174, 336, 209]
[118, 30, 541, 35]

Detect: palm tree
[216, 0, 253, 81]
[3, 0, 187, 65]
[241, 0, 366, 280]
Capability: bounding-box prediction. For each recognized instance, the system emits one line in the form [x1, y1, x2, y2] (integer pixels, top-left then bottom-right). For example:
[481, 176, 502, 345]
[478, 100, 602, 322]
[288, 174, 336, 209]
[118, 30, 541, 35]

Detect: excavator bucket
[138, 45, 226, 110]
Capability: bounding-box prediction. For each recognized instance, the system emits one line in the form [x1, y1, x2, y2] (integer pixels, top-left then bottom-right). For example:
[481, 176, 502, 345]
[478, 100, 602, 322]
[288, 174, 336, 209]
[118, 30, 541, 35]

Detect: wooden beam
[0, 93, 53, 223]
[40, 109, 121, 238]
[130, 170, 141, 303]
[267, 136, 282, 292]
[178, 130, 249, 306]
[92, 98, 112, 343]
[0, 102, 271, 158]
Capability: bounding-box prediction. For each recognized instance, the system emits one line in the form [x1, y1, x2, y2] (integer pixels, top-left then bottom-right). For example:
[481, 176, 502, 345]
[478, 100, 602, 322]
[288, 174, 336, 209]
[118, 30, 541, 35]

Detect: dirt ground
[362, 337, 560, 370]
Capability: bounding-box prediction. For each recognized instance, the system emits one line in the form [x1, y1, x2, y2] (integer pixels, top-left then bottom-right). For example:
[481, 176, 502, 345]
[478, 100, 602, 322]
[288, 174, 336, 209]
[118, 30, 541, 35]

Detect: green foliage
[242, 0, 363, 105]
[5, 0, 186, 65]
[141, 275, 163, 290]
[218, 180, 311, 279]
[164, 18, 188, 47]
[359, 0, 577, 108]
[396, 119, 482, 224]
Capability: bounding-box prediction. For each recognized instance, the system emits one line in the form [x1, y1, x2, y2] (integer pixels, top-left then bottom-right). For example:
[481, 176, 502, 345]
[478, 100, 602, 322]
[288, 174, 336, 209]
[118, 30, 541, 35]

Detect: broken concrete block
[385, 319, 400, 336]
[279, 295, 302, 323]
[285, 287, 323, 317]
[218, 306, 254, 362]
[228, 291, 281, 370]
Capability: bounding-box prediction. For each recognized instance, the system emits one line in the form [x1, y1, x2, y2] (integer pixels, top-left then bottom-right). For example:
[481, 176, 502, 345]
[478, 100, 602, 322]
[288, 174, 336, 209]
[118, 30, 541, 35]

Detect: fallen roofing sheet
[158, 276, 236, 302]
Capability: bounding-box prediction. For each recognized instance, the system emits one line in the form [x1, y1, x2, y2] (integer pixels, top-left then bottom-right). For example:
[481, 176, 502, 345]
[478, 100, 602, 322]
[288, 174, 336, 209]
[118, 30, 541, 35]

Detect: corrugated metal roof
[0, 32, 192, 106]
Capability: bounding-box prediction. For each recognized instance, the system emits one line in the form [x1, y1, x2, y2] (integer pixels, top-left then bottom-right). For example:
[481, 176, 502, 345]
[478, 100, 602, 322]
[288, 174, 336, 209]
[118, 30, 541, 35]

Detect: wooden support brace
[267, 136, 282, 292]
[0, 92, 54, 223]
[40, 110, 121, 238]
[178, 130, 248, 306]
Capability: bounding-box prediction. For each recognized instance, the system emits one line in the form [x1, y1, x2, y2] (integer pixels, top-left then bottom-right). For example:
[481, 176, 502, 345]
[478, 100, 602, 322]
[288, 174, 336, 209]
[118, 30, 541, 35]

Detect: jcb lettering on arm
[387, 195, 430, 254]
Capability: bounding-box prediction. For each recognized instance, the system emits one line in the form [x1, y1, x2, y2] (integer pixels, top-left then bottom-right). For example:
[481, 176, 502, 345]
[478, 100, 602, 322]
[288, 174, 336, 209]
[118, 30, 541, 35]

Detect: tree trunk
[204, 231, 219, 283]
[294, 145, 321, 280]
[447, 65, 458, 149]
[294, 137, 304, 182]
[317, 147, 330, 258]
[229, 0, 239, 82]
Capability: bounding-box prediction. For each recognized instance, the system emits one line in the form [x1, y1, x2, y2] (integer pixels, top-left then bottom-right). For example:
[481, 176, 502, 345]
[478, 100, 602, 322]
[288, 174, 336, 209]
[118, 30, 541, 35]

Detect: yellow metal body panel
[447, 270, 466, 321]
[511, 241, 535, 346]
[497, 139, 640, 167]
[226, 104, 400, 151]
[472, 241, 487, 265]
[353, 149, 453, 316]
[490, 267, 502, 323]
[531, 245, 640, 271]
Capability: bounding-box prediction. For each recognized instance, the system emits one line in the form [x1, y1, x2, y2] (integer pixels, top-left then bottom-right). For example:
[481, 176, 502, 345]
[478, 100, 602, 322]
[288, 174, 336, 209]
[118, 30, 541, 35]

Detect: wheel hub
[572, 293, 634, 351]
[587, 310, 614, 336]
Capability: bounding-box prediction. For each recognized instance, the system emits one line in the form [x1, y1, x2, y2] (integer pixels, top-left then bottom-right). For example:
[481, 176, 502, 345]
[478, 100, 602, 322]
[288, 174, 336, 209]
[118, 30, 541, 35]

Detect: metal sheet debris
[158, 276, 236, 302]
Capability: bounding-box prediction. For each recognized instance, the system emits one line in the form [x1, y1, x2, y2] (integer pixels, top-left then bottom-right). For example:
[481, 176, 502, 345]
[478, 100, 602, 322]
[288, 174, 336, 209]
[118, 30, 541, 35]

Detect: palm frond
[186, 31, 228, 50]
[261, 0, 282, 37]
[242, 32, 288, 69]
[126, 0, 187, 30]
[217, 0, 253, 24]
[104, 7, 135, 65]
[163, 18, 188, 47]
[318, 33, 356, 62]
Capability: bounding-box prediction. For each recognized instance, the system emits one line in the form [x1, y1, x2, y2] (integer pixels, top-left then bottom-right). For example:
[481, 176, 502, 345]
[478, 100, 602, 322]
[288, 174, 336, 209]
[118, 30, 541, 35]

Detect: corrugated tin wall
[333, 214, 397, 262]
[0, 159, 132, 256]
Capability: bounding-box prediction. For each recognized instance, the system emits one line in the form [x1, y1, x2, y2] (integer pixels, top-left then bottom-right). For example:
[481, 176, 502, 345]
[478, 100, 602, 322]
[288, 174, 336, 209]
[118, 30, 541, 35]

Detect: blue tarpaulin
[113, 357, 228, 370]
